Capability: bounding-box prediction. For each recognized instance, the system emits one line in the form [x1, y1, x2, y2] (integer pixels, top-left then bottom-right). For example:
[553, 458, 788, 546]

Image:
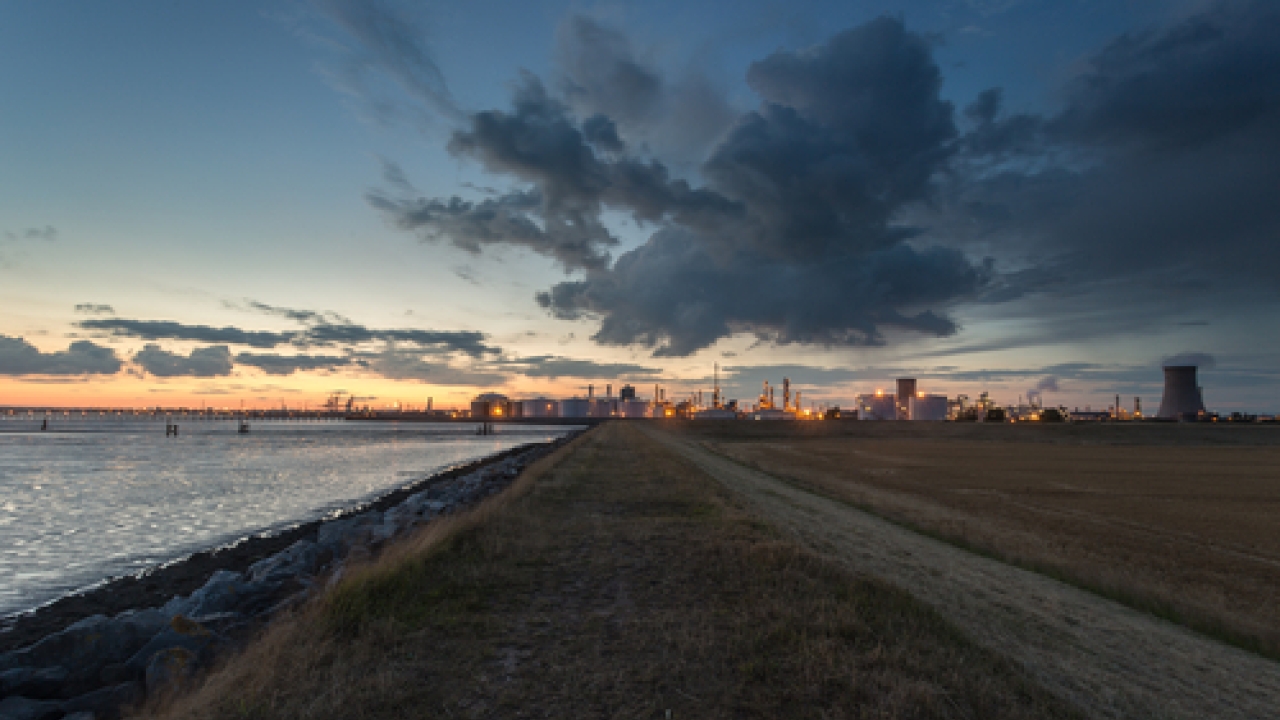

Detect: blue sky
[2, 0, 1277, 412]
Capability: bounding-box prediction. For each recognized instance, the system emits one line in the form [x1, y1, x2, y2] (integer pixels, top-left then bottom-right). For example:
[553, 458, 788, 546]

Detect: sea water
[0, 416, 574, 617]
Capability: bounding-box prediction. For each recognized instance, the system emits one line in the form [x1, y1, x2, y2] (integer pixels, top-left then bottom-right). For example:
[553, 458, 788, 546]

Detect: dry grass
[135, 422, 1075, 720]
[681, 422, 1280, 658]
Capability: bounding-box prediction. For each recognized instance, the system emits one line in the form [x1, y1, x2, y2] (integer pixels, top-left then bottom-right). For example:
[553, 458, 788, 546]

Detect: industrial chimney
[1156, 366, 1206, 419]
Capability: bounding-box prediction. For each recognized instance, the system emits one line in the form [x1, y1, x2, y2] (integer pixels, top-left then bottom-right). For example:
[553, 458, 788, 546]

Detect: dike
[0, 431, 581, 720]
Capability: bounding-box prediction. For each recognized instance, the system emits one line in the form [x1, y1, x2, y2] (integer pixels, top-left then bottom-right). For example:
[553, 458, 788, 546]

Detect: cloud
[497, 355, 664, 379]
[311, 0, 461, 123]
[554, 15, 736, 159]
[1162, 352, 1216, 369]
[0, 336, 122, 376]
[300, 323, 495, 356]
[74, 304, 115, 315]
[77, 315, 497, 356]
[357, 348, 507, 386]
[1025, 375, 1060, 400]
[556, 15, 663, 129]
[234, 352, 353, 375]
[242, 300, 349, 325]
[4, 226, 58, 242]
[134, 344, 234, 378]
[938, 0, 1280, 320]
[377, 16, 987, 357]
[78, 318, 295, 349]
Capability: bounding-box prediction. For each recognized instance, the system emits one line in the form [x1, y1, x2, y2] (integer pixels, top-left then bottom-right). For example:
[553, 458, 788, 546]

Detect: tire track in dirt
[645, 428, 1280, 720]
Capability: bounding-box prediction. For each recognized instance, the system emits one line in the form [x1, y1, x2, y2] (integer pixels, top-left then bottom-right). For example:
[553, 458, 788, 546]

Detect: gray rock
[0, 696, 62, 720]
[144, 646, 198, 695]
[7, 614, 156, 684]
[0, 666, 66, 700]
[124, 616, 219, 673]
[98, 661, 141, 686]
[183, 570, 243, 617]
[246, 539, 322, 583]
[316, 513, 382, 556]
[186, 612, 244, 636]
[61, 681, 143, 720]
[183, 571, 283, 618]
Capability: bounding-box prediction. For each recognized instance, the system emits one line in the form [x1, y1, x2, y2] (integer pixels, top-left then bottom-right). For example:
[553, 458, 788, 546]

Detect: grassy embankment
[138, 422, 1075, 719]
[676, 421, 1280, 660]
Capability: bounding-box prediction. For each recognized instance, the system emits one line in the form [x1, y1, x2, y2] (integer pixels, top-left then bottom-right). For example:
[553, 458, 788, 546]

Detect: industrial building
[461, 363, 1215, 424]
[1157, 365, 1207, 420]
[896, 379, 917, 420]
[470, 393, 512, 419]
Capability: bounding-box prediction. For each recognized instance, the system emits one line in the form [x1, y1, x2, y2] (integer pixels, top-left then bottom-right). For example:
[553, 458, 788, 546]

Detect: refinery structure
[445, 362, 1253, 424]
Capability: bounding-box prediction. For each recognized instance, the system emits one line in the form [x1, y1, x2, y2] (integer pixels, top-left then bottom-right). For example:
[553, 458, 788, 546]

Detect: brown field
[139, 423, 1074, 720]
[672, 420, 1280, 657]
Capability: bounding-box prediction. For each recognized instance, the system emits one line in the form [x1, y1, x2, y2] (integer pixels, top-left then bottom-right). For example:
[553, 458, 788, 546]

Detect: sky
[2, 0, 1278, 413]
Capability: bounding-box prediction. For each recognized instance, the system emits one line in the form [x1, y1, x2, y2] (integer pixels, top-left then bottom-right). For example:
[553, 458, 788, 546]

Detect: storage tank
[908, 394, 948, 421]
[620, 400, 650, 418]
[559, 398, 591, 418]
[1157, 365, 1206, 419]
[521, 398, 559, 418]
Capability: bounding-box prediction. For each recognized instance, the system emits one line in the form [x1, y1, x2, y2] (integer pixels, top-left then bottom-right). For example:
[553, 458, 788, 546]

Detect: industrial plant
[444, 362, 1250, 424]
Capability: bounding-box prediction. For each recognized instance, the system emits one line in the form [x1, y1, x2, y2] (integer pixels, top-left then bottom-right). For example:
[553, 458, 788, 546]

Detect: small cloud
[0, 335, 122, 376]
[1161, 352, 1216, 369]
[134, 344, 234, 378]
[74, 304, 115, 315]
[24, 226, 58, 241]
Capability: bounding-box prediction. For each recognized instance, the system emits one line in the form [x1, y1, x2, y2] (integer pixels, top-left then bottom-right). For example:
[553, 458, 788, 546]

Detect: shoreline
[0, 434, 577, 654]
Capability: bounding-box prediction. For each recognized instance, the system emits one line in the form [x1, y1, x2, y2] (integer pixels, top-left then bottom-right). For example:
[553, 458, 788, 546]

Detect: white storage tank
[521, 398, 559, 418]
[559, 398, 591, 418]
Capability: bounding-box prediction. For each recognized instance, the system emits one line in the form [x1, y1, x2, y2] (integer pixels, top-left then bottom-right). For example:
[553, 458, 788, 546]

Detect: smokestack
[1157, 366, 1206, 419]
[783, 378, 791, 412]
[588, 384, 594, 399]
[713, 363, 721, 409]
[607, 384, 612, 398]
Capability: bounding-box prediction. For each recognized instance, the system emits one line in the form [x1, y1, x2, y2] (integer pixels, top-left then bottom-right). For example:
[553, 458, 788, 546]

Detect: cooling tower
[1156, 365, 1206, 419]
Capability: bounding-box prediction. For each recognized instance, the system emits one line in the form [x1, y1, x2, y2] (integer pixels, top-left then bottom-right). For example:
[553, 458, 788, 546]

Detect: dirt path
[645, 428, 1280, 720]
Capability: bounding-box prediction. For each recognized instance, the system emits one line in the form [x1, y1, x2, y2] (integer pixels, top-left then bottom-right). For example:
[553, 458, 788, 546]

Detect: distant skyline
[3, 1, 1278, 412]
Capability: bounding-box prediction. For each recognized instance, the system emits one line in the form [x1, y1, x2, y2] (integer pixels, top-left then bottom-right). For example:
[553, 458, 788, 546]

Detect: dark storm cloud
[133, 344, 234, 378]
[497, 355, 663, 379]
[539, 230, 983, 357]
[941, 0, 1280, 303]
[556, 15, 663, 128]
[554, 15, 735, 158]
[78, 319, 295, 349]
[234, 352, 353, 375]
[0, 336, 122, 376]
[375, 16, 988, 356]
[73, 304, 115, 315]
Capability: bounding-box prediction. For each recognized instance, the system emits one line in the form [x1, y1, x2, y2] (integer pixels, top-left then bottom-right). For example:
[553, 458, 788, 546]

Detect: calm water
[0, 416, 574, 617]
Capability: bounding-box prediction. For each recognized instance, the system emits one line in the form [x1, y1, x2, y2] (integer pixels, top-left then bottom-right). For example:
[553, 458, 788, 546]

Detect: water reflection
[0, 417, 572, 616]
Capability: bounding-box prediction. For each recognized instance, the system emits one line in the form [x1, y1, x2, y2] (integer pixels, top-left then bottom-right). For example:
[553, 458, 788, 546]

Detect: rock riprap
[0, 436, 572, 720]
